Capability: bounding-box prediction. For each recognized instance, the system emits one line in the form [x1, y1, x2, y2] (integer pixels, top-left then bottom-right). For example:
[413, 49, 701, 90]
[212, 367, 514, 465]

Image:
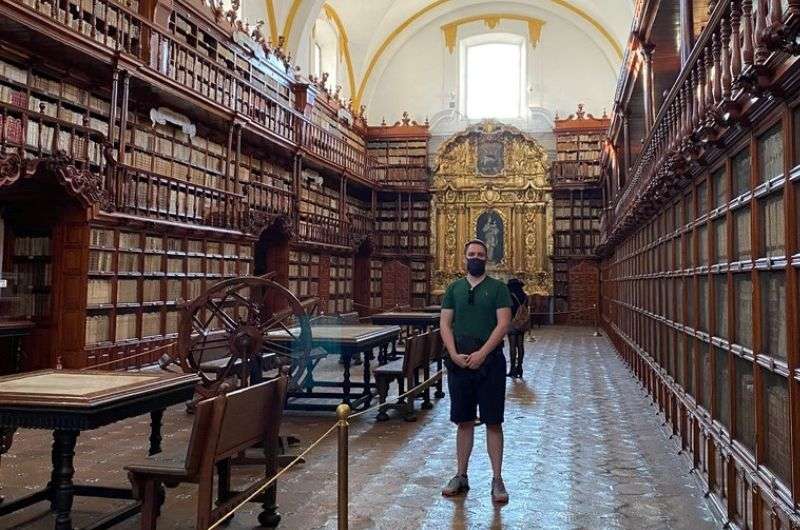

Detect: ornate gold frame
[431, 120, 553, 296]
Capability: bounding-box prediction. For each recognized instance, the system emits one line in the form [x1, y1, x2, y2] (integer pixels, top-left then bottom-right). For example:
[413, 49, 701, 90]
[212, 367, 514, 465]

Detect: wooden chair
[426, 328, 446, 399]
[126, 377, 289, 530]
[373, 332, 431, 422]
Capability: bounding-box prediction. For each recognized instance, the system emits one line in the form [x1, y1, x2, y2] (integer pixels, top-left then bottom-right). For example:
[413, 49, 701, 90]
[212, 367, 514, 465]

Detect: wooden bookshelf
[552, 104, 608, 185]
[86, 228, 253, 349]
[367, 117, 429, 188]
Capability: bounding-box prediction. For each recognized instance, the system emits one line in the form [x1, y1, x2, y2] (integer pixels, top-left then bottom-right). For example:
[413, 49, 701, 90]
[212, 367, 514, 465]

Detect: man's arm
[465, 307, 512, 369]
[440, 308, 468, 368]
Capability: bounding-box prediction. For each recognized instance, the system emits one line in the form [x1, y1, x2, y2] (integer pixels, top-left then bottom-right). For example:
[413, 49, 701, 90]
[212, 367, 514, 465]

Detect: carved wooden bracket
[0, 150, 111, 209]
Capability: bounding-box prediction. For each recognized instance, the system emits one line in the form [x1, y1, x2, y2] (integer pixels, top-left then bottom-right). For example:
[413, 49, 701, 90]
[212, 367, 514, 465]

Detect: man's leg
[456, 421, 475, 475]
[485, 424, 503, 478]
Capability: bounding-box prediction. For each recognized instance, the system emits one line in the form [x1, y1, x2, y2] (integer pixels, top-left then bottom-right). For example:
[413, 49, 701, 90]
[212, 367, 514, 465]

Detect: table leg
[342, 353, 352, 406]
[51, 429, 79, 530]
[362, 349, 373, 408]
[149, 409, 164, 456]
[0, 428, 16, 504]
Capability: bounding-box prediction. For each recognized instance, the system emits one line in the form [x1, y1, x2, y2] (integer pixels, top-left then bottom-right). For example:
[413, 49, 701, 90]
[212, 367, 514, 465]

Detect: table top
[0, 369, 198, 409]
[266, 325, 401, 345]
[370, 312, 440, 322]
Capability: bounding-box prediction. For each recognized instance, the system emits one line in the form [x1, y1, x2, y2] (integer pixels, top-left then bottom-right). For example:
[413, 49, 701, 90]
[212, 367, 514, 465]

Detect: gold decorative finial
[336, 403, 351, 421]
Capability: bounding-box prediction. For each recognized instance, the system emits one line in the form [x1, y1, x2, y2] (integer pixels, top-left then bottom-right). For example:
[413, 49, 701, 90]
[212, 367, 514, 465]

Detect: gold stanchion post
[337, 403, 351, 530]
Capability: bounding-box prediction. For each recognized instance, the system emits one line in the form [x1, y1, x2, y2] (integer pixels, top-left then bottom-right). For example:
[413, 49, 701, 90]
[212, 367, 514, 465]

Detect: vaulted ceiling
[244, 1, 635, 122]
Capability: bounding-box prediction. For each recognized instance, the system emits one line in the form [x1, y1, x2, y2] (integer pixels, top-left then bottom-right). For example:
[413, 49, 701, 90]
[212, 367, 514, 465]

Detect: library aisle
[0, 327, 718, 530]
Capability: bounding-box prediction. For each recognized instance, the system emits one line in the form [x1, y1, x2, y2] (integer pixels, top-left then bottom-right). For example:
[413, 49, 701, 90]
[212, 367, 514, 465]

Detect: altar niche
[475, 210, 504, 265]
[431, 120, 553, 295]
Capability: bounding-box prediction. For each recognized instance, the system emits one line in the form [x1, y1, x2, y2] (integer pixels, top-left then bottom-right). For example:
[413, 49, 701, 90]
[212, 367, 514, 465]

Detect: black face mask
[466, 257, 486, 276]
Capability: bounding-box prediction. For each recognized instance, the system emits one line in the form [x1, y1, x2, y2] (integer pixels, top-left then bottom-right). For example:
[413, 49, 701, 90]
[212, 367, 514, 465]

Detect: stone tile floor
[0, 326, 720, 529]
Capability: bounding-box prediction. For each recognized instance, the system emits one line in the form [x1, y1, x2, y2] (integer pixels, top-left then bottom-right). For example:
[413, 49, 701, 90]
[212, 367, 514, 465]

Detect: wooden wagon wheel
[169, 276, 316, 398]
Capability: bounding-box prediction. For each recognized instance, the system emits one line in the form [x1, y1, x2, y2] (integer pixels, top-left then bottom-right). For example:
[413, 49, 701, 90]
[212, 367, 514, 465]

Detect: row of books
[557, 134, 603, 143]
[10, 262, 53, 289]
[14, 236, 51, 256]
[0, 58, 27, 84]
[0, 85, 26, 108]
[375, 221, 429, 231]
[557, 151, 601, 161]
[15, 292, 50, 318]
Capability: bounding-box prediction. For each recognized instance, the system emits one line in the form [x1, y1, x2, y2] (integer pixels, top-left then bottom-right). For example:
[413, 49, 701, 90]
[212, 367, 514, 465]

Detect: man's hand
[464, 350, 488, 369]
[449, 351, 470, 368]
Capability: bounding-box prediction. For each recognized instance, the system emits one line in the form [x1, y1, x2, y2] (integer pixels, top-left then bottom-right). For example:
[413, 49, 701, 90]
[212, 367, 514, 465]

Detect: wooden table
[266, 325, 400, 412]
[0, 369, 198, 530]
[422, 305, 442, 313]
[369, 311, 440, 331]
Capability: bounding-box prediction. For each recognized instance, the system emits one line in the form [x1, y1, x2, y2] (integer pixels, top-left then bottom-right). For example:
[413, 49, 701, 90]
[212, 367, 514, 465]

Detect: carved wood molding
[0, 150, 111, 210]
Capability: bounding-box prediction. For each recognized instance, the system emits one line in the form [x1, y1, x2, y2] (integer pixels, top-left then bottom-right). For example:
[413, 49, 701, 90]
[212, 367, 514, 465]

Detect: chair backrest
[427, 328, 443, 361]
[402, 332, 429, 378]
[183, 377, 289, 476]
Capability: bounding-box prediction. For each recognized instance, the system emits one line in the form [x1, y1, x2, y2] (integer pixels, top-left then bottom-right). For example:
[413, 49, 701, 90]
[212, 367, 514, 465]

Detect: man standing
[440, 239, 512, 504]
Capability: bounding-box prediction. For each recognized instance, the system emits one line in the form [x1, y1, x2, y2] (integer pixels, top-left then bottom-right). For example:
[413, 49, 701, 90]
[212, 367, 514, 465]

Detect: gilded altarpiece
[431, 121, 553, 295]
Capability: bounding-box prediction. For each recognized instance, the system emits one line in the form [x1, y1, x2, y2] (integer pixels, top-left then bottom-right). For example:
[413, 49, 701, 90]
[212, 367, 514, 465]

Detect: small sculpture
[251, 20, 265, 43]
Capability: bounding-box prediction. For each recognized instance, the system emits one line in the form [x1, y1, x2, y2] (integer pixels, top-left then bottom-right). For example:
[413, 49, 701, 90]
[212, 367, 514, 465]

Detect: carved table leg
[149, 409, 164, 455]
[51, 429, 79, 530]
[258, 439, 280, 528]
[0, 428, 16, 504]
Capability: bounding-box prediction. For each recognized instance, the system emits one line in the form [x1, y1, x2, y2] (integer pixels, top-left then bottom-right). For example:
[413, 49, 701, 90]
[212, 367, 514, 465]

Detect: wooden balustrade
[245, 180, 293, 218]
[6, 0, 378, 182]
[609, 0, 794, 243]
[297, 213, 351, 247]
[110, 164, 246, 229]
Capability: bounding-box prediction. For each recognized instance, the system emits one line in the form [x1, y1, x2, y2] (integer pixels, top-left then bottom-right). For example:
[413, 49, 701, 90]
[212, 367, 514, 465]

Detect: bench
[373, 332, 430, 421]
[126, 377, 289, 530]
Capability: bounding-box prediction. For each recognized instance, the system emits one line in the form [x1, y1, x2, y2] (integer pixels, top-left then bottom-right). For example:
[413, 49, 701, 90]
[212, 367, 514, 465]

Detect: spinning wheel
[162, 276, 318, 398]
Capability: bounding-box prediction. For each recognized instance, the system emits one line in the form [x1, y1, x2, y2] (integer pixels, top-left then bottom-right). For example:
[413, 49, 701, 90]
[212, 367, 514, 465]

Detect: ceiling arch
[279, 0, 632, 109]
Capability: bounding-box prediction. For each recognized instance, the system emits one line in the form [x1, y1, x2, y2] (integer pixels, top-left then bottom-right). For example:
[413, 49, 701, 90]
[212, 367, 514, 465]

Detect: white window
[461, 36, 525, 119]
[313, 43, 323, 78]
[312, 16, 338, 88]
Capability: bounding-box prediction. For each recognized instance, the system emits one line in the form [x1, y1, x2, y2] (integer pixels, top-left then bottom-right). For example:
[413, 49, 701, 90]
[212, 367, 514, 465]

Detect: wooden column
[641, 43, 656, 133]
[680, 0, 695, 66]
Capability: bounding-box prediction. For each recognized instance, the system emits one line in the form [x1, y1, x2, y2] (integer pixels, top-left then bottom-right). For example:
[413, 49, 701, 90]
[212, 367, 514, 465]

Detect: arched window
[460, 34, 526, 119]
[312, 15, 338, 87]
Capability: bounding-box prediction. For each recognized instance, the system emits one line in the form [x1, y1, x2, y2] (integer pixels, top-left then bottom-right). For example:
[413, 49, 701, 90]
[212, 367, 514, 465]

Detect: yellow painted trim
[354, 0, 623, 108]
[441, 14, 546, 53]
[323, 3, 357, 99]
[282, 0, 303, 42]
[265, 0, 278, 44]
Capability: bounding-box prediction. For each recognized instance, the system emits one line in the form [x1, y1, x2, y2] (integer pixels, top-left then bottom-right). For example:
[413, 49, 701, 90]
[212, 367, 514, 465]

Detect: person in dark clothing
[506, 278, 528, 378]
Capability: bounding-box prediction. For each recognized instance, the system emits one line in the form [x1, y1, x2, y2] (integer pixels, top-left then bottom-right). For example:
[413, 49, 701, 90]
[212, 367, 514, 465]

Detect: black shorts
[446, 350, 506, 425]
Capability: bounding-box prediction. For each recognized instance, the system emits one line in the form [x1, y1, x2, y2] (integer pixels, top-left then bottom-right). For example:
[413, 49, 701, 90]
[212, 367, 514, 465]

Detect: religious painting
[476, 210, 504, 264]
[477, 139, 504, 176]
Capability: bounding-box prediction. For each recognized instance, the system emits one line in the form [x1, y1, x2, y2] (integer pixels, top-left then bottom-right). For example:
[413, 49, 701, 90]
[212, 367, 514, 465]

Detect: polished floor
[1, 326, 719, 529]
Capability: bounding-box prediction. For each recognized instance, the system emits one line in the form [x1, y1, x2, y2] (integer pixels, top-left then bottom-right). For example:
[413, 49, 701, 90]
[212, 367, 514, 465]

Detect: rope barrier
[348, 368, 444, 421]
[205, 365, 445, 529]
[207, 421, 340, 530]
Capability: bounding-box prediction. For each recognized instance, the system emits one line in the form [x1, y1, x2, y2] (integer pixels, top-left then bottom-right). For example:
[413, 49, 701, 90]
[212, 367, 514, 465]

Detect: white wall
[365, 11, 617, 135]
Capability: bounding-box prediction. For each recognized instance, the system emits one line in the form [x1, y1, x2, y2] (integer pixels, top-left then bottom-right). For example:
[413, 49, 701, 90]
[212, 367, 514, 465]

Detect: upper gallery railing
[7, 0, 376, 181]
[610, 0, 800, 238]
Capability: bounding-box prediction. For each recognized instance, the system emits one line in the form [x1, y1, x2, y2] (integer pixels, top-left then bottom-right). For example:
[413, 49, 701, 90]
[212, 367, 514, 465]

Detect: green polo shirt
[441, 276, 512, 343]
